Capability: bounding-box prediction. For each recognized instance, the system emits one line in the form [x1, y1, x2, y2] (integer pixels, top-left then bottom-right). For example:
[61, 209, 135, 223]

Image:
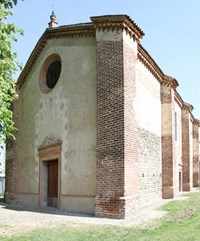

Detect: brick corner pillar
[91, 15, 144, 219]
[161, 76, 178, 199]
[5, 99, 19, 204]
[182, 103, 193, 191]
[192, 119, 199, 187]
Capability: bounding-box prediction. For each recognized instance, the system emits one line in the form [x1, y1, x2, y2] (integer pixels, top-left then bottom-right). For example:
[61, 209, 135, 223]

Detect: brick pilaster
[91, 15, 143, 218]
[161, 84, 174, 198]
[95, 38, 125, 218]
[123, 38, 140, 217]
[192, 120, 199, 187]
[5, 100, 19, 203]
[182, 103, 193, 191]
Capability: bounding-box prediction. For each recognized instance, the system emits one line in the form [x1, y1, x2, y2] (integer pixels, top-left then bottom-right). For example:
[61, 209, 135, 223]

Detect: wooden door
[47, 160, 58, 207]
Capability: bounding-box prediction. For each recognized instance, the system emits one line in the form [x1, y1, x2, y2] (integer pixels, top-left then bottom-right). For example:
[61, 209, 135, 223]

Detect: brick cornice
[90, 15, 144, 41]
[191, 117, 200, 127]
[182, 102, 194, 113]
[138, 44, 163, 82]
[174, 91, 184, 108]
[175, 92, 199, 123]
[162, 75, 179, 90]
[138, 45, 178, 91]
[16, 24, 95, 89]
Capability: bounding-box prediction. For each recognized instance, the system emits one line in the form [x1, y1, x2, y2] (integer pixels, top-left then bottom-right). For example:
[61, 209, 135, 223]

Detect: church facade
[5, 14, 200, 219]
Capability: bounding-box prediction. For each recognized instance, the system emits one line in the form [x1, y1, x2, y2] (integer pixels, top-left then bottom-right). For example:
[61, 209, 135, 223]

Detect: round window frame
[39, 54, 61, 93]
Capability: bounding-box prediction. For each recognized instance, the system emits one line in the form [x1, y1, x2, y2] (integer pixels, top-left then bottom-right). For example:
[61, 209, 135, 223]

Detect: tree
[0, 0, 24, 142]
[0, 0, 19, 9]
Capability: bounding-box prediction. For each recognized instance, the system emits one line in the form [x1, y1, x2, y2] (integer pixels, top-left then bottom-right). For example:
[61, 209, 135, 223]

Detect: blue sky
[9, 0, 200, 118]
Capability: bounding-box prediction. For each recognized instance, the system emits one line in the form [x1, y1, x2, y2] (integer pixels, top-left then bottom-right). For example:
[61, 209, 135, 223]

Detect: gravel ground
[0, 195, 189, 237]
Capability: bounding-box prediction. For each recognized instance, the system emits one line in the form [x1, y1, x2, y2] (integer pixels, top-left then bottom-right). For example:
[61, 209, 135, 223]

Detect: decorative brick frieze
[138, 44, 163, 82]
[174, 91, 184, 109]
[162, 75, 179, 90]
[5, 100, 20, 203]
[182, 102, 194, 113]
[91, 15, 144, 41]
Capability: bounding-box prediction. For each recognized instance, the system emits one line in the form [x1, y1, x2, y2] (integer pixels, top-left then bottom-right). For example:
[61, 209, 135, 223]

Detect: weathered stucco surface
[136, 60, 162, 207]
[17, 37, 97, 214]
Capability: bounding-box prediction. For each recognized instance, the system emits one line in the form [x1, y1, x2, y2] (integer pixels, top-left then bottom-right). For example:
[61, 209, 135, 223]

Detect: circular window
[46, 60, 61, 89]
[40, 54, 62, 93]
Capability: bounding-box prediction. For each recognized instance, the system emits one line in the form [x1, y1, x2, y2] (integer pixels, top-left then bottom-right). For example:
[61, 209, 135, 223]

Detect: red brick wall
[193, 122, 199, 187]
[123, 40, 140, 217]
[95, 40, 126, 218]
[94, 29, 140, 218]
[182, 108, 191, 191]
[161, 85, 174, 198]
[5, 100, 19, 203]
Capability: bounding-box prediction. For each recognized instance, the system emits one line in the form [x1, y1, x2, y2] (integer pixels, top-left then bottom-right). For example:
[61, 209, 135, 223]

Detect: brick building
[5, 13, 200, 219]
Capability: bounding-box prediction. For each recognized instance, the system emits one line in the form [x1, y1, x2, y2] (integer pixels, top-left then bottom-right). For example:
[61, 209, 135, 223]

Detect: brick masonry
[193, 121, 199, 187]
[123, 38, 140, 218]
[161, 84, 174, 198]
[93, 15, 141, 218]
[138, 128, 162, 206]
[182, 105, 193, 191]
[95, 39, 126, 218]
[5, 100, 19, 203]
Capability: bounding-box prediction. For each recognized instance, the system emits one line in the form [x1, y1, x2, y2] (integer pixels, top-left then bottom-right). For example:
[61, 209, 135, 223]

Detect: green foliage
[0, 2, 23, 142]
[0, 0, 18, 9]
[0, 195, 4, 202]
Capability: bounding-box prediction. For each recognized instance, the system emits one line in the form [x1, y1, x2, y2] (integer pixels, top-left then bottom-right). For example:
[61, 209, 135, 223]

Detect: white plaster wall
[136, 60, 162, 206]
[17, 37, 97, 213]
[136, 61, 162, 136]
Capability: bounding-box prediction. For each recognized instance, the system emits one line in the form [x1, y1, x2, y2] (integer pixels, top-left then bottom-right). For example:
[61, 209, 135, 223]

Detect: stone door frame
[38, 137, 62, 208]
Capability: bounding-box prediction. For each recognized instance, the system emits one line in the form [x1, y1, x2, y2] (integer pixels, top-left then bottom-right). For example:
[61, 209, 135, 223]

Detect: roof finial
[48, 9, 58, 28]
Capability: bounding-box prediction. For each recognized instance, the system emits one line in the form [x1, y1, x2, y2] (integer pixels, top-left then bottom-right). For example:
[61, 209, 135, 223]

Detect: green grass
[1, 191, 200, 241]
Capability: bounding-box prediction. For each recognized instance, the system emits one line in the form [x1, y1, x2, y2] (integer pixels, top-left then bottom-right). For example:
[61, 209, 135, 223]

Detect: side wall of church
[13, 37, 97, 214]
[173, 99, 183, 196]
[136, 60, 162, 207]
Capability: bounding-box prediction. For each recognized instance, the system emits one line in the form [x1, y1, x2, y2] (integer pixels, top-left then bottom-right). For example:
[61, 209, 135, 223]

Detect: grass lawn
[1, 191, 200, 241]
